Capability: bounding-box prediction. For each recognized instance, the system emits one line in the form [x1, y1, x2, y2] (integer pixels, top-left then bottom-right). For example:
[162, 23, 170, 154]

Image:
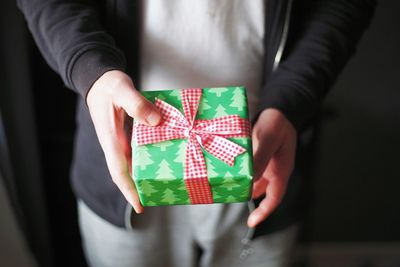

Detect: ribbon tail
[200, 134, 246, 166]
[184, 136, 213, 204]
[133, 125, 186, 145]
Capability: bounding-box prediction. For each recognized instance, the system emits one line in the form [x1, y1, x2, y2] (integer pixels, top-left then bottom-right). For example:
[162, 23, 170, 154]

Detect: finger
[252, 178, 268, 199]
[247, 140, 296, 227]
[247, 192, 279, 228]
[91, 106, 144, 214]
[115, 85, 162, 126]
[251, 129, 276, 180]
[102, 134, 144, 214]
[247, 167, 286, 228]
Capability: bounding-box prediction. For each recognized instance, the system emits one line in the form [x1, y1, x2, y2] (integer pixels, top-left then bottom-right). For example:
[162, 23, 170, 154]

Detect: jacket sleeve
[259, 0, 376, 131]
[17, 0, 126, 99]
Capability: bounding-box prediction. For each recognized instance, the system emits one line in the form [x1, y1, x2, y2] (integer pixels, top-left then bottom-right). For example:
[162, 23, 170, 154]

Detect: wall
[306, 0, 400, 242]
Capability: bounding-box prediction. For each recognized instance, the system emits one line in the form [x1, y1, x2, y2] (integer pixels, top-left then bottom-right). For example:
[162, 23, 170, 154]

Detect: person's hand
[86, 70, 162, 214]
[247, 108, 297, 228]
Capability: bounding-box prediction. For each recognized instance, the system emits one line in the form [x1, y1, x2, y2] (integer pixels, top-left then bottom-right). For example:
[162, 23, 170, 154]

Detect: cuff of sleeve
[258, 86, 317, 133]
[68, 47, 127, 100]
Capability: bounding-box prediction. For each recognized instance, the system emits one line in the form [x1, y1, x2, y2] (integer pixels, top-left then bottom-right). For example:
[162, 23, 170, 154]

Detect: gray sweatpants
[78, 201, 298, 267]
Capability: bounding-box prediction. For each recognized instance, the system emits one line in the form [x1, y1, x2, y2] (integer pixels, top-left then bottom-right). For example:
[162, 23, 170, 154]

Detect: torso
[140, 0, 266, 120]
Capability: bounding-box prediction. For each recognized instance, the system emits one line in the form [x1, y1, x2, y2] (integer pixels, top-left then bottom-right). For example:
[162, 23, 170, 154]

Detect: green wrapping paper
[132, 86, 253, 206]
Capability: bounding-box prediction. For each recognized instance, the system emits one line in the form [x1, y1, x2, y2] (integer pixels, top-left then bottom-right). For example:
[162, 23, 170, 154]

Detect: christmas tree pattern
[174, 140, 187, 163]
[140, 180, 158, 197]
[208, 87, 228, 97]
[221, 172, 241, 191]
[234, 137, 249, 146]
[197, 97, 211, 115]
[152, 140, 174, 151]
[214, 104, 228, 118]
[212, 190, 223, 202]
[240, 186, 251, 199]
[146, 201, 157, 206]
[238, 152, 251, 176]
[210, 172, 252, 203]
[155, 160, 174, 179]
[206, 160, 219, 178]
[177, 181, 187, 191]
[168, 90, 181, 100]
[230, 87, 246, 111]
[161, 188, 179, 205]
[132, 87, 253, 206]
[137, 179, 190, 206]
[176, 180, 190, 204]
[135, 145, 154, 170]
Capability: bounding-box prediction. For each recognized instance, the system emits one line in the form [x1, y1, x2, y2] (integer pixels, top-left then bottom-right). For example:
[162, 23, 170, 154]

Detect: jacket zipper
[240, 201, 256, 260]
[272, 0, 294, 72]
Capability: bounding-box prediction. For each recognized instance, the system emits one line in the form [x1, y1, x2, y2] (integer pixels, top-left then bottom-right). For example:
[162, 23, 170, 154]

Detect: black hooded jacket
[17, 0, 375, 233]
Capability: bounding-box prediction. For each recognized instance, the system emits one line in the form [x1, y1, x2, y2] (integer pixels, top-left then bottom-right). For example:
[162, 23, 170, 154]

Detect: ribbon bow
[133, 88, 250, 204]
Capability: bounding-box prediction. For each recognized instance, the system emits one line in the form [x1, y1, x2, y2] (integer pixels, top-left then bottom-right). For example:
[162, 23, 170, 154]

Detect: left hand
[247, 108, 297, 228]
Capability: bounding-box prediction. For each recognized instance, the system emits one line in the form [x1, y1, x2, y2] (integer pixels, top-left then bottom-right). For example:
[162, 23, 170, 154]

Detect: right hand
[86, 70, 162, 214]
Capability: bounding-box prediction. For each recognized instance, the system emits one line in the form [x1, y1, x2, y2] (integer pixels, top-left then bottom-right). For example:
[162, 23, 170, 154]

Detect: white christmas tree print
[238, 153, 250, 176]
[212, 190, 223, 201]
[156, 159, 174, 179]
[177, 181, 187, 191]
[215, 104, 228, 118]
[146, 201, 157, 206]
[169, 90, 181, 100]
[152, 140, 174, 151]
[198, 98, 211, 115]
[208, 87, 228, 97]
[174, 141, 187, 163]
[225, 195, 237, 202]
[229, 87, 246, 111]
[235, 137, 248, 146]
[136, 146, 154, 171]
[206, 160, 219, 177]
[240, 186, 251, 199]
[161, 188, 179, 204]
[221, 172, 240, 191]
[140, 180, 158, 197]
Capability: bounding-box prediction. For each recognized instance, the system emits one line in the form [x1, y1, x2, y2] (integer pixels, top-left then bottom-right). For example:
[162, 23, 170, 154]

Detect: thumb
[115, 85, 162, 126]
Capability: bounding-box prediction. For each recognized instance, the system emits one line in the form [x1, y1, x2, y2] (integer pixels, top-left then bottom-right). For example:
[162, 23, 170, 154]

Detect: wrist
[258, 108, 296, 132]
[87, 70, 133, 105]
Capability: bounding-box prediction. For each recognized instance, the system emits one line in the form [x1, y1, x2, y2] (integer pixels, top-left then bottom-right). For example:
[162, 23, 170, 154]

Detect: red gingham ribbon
[133, 88, 250, 204]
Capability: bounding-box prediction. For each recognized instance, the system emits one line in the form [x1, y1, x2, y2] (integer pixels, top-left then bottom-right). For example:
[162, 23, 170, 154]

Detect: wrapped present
[131, 87, 253, 206]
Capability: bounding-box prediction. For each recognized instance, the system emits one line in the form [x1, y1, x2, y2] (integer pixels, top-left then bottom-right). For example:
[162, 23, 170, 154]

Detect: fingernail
[134, 207, 143, 214]
[132, 199, 144, 214]
[248, 215, 257, 228]
[146, 111, 161, 126]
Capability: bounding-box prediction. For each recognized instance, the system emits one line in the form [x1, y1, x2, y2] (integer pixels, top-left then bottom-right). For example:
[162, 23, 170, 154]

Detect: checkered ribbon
[133, 88, 250, 204]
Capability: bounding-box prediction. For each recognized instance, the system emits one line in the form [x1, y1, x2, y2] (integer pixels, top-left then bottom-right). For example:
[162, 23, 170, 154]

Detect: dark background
[0, 1, 399, 267]
[308, 0, 400, 242]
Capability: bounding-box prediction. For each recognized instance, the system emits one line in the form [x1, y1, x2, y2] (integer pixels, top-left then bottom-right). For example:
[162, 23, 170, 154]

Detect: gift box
[131, 87, 253, 206]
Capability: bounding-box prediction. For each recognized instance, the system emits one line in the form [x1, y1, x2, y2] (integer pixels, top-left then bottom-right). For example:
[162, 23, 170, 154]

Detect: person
[17, 0, 375, 266]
